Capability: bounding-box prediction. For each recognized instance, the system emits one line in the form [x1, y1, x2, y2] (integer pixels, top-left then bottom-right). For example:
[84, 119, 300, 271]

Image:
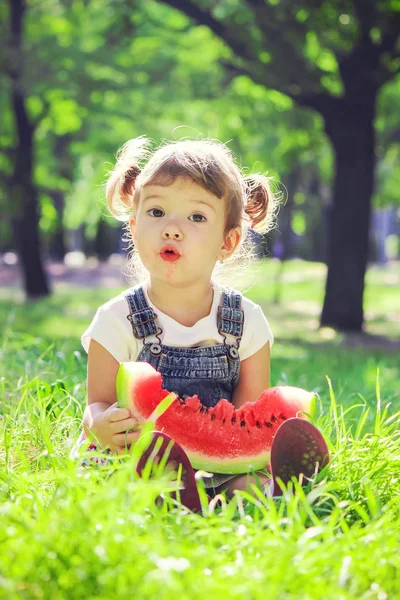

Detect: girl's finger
[112, 431, 141, 447]
[109, 418, 140, 434]
[108, 408, 131, 422]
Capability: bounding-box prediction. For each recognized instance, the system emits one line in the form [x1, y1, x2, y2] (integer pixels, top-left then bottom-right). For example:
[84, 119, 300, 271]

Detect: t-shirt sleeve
[240, 304, 274, 361]
[81, 302, 138, 363]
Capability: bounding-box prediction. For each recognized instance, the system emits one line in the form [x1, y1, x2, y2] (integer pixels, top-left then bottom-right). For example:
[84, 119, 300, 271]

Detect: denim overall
[124, 284, 245, 489]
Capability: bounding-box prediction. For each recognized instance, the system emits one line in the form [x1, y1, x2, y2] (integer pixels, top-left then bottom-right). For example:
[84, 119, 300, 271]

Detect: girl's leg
[70, 431, 112, 468]
[135, 432, 202, 513]
[215, 418, 329, 499]
[73, 430, 201, 512]
[215, 472, 271, 499]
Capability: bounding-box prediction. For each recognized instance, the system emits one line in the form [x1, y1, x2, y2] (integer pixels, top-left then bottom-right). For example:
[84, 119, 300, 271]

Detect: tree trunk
[320, 90, 377, 331]
[48, 190, 66, 261]
[308, 175, 327, 263]
[10, 94, 51, 297]
[49, 134, 76, 261]
[12, 194, 51, 298]
[9, 0, 50, 297]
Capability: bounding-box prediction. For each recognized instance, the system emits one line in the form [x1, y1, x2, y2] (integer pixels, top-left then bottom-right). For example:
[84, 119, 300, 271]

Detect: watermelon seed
[280, 414, 287, 420]
[271, 415, 278, 423]
[240, 421, 246, 428]
[231, 417, 236, 424]
[265, 422, 272, 428]
[256, 421, 261, 428]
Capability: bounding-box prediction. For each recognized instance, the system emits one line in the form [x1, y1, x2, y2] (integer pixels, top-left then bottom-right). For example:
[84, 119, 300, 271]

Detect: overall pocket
[159, 352, 229, 379]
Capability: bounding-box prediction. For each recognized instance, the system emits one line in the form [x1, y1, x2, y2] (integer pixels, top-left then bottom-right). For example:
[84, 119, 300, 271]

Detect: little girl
[75, 136, 329, 508]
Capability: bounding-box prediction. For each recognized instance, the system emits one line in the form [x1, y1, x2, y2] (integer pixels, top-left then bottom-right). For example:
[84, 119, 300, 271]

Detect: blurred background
[1, 0, 399, 341]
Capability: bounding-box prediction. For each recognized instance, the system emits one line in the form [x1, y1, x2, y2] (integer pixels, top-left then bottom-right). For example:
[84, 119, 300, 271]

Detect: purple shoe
[269, 418, 330, 497]
[136, 431, 202, 513]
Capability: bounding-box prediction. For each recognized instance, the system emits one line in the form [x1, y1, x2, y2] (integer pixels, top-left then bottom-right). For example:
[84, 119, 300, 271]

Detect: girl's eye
[189, 213, 206, 223]
[147, 208, 164, 217]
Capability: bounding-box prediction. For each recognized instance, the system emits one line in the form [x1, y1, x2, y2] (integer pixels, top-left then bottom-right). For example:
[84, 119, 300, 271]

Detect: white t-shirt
[81, 281, 273, 363]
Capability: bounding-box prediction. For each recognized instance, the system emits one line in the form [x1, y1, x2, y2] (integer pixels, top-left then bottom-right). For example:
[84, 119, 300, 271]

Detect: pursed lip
[159, 244, 182, 257]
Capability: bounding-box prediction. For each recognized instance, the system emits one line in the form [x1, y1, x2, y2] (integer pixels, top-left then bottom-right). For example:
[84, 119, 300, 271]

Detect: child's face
[129, 177, 240, 286]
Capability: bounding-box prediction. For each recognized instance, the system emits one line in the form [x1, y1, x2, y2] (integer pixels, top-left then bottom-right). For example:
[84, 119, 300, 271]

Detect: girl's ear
[219, 227, 241, 261]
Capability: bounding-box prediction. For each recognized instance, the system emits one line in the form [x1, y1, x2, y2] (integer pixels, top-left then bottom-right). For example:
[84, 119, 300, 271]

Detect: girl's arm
[87, 339, 119, 406]
[83, 339, 140, 452]
[231, 342, 270, 409]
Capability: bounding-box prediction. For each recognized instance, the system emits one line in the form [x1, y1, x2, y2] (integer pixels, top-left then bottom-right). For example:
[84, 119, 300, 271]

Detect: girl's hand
[91, 403, 142, 454]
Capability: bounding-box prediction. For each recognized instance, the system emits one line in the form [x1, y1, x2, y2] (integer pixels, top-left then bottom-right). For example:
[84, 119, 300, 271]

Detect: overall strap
[124, 286, 159, 340]
[217, 287, 244, 360]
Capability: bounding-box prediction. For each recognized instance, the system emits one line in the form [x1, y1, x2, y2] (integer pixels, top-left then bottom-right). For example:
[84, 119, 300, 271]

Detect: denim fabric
[124, 284, 245, 490]
[125, 287, 160, 339]
[124, 285, 244, 408]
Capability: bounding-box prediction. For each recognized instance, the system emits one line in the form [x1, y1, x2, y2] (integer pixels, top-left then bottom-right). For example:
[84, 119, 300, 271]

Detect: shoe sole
[136, 431, 202, 513]
[270, 418, 329, 496]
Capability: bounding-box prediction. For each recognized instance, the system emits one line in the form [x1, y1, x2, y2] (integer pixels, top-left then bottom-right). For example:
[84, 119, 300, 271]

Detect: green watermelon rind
[179, 451, 271, 475]
[116, 365, 132, 409]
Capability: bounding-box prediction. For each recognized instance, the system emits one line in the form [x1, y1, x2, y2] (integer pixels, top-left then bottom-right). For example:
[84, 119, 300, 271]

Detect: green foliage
[1, 0, 399, 253]
[39, 195, 58, 233]
[291, 211, 306, 236]
[375, 77, 400, 207]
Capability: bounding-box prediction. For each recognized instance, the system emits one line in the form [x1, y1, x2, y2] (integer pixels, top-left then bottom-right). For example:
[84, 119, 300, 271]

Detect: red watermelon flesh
[117, 361, 313, 474]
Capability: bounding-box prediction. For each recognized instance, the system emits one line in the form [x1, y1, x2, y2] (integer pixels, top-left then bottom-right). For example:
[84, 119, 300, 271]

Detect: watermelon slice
[117, 361, 314, 474]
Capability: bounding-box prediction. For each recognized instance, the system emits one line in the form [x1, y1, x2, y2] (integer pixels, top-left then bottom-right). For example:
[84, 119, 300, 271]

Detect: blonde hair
[105, 136, 280, 287]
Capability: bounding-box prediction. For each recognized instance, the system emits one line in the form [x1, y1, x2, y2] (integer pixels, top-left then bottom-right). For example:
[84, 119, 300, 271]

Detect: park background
[1, 1, 400, 599]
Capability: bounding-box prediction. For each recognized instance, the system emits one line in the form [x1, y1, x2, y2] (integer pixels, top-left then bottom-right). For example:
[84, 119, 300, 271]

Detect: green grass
[1, 259, 400, 599]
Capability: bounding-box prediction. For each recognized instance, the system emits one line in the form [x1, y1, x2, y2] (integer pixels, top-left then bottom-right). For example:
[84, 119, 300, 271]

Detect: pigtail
[106, 136, 152, 220]
[243, 173, 278, 233]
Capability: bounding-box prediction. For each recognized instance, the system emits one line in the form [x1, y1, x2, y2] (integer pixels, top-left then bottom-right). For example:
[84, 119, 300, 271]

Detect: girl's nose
[162, 222, 183, 240]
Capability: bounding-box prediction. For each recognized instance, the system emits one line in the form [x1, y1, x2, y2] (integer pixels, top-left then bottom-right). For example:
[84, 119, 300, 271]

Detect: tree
[1, 0, 330, 290]
[159, 0, 400, 331]
[1, 0, 141, 296]
[5, 0, 50, 297]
